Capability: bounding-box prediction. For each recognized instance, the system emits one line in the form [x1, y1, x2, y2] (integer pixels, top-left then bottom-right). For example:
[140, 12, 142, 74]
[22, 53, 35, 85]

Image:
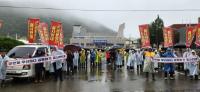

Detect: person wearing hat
[188, 50, 199, 80]
[0, 52, 9, 87]
[162, 48, 176, 80]
[143, 48, 155, 80]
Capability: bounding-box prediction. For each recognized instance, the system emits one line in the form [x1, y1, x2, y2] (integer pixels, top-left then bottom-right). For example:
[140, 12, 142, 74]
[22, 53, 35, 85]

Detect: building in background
[70, 24, 126, 48]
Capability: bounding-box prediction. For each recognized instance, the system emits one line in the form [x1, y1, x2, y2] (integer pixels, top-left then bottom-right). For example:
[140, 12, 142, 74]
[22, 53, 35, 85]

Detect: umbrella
[109, 45, 123, 51]
[64, 45, 81, 52]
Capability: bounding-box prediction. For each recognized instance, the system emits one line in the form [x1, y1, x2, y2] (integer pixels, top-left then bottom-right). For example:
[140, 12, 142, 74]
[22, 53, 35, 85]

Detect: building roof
[169, 24, 197, 30]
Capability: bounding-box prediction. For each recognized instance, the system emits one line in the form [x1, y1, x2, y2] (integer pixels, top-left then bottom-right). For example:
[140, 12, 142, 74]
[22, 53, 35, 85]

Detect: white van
[6, 44, 52, 78]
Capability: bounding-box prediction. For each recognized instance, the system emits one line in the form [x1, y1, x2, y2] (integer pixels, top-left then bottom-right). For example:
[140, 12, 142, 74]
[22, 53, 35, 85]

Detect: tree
[149, 15, 164, 48]
[0, 37, 24, 52]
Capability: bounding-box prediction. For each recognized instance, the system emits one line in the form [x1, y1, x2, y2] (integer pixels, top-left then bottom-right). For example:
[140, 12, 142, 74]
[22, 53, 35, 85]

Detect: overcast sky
[1, 0, 200, 38]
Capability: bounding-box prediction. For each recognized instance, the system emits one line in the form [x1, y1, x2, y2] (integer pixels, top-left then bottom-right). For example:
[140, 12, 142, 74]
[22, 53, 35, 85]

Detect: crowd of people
[0, 47, 200, 87]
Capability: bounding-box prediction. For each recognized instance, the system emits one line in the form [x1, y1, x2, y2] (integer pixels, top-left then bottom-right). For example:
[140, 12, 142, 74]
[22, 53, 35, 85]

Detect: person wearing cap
[188, 50, 199, 80]
[0, 52, 9, 87]
[162, 48, 176, 80]
[143, 48, 155, 80]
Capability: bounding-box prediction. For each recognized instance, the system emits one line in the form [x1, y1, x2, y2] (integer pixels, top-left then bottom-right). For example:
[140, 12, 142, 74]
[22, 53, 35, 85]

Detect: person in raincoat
[115, 50, 122, 69]
[0, 52, 9, 87]
[90, 49, 96, 68]
[80, 49, 86, 68]
[162, 48, 176, 80]
[127, 50, 134, 70]
[154, 50, 160, 71]
[87, 50, 91, 71]
[183, 48, 192, 76]
[135, 50, 144, 71]
[95, 50, 102, 67]
[143, 48, 155, 80]
[73, 50, 79, 70]
[188, 50, 199, 80]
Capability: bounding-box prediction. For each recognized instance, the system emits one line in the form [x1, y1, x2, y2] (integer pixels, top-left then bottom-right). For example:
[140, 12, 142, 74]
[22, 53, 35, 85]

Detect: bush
[0, 37, 24, 52]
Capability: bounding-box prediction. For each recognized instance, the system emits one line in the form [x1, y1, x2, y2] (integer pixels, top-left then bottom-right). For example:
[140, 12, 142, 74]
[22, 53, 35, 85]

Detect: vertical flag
[28, 18, 40, 43]
[163, 27, 173, 47]
[49, 21, 58, 45]
[195, 24, 200, 46]
[58, 24, 64, 48]
[38, 22, 49, 44]
[49, 21, 64, 47]
[0, 20, 3, 29]
[186, 26, 196, 48]
[139, 24, 150, 48]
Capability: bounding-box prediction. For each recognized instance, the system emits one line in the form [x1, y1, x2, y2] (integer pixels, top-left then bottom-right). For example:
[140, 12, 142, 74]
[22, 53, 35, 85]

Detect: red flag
[195, 24, 200, 46]
[49, 21, 64, 47]
[0, 20, 3, 29]
[58, 24, 64, 48]
[163, 27, 173, 47]
[28, 18, 40, 43]
[38, 22, 49, 44]
[186, 26, 196, 48]
[139, 24, 150, 48]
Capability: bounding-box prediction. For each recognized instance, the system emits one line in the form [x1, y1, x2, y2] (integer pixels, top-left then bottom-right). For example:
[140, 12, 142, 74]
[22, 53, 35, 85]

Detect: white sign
[153, 57, 198, 63]
[7, 55, 66, 66]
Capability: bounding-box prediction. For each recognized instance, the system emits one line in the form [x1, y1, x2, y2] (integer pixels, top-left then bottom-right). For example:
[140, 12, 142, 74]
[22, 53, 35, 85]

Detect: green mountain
[0, 1, 116, 43]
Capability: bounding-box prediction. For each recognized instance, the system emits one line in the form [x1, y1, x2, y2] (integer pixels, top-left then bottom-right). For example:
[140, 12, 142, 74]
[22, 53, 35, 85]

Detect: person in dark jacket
[34, 50, 45, 83]
[66, 50, 74, 75]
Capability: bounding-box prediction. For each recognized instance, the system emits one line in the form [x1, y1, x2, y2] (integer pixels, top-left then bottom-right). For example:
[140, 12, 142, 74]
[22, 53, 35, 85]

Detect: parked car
[6, 44, 52, 78]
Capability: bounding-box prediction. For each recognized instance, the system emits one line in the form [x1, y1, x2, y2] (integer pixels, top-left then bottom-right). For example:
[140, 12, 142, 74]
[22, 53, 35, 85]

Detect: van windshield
[7, 47, 36, 58]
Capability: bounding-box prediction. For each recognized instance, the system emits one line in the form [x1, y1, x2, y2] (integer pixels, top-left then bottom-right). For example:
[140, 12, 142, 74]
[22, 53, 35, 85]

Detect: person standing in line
[90, 49, 96, 68]
[127, 50, 132, 70]
[87, 50, 91, 72]
[116, 50, 122, 69]
[73, 50, 79, 71]
[0, 52, 9, 87]
[66, 50, 74, 75]
[80, 49, 86, 68]
[143, 48, 155, 81]
[135, 50, 143, 71]
[183, 48, 192, 76]
[188, 50, 199, 80]
[154, 50, 160, 72]
[106, 51, 111, 65]
[52, 48, 64, 81]
[34, 50, 45, 83]
[162, 48, 176, 80]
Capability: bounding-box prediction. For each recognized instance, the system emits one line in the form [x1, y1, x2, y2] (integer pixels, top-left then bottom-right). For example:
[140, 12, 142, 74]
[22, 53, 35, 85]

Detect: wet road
[1, 67, 200, 92]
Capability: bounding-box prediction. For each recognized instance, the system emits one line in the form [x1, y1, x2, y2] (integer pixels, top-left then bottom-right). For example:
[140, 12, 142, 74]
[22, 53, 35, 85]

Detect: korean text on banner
[139, 24, 150, 48]
[186, 26, 196, 48]
[28, 18, 40, 43]
[38, 22, 49, 44]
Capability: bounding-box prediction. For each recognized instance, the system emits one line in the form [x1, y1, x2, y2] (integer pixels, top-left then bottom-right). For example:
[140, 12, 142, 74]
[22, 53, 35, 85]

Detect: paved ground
[1, 66, 200, 92]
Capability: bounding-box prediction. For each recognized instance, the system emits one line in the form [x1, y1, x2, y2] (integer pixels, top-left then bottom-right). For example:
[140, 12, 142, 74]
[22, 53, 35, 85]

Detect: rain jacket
[188, 54, 199, 76]
[0, 55, 9, 80]
[162, 51, 175, 73]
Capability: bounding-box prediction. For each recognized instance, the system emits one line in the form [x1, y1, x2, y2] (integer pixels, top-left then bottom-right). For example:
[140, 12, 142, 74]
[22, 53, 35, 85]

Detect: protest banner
[7, 54, 66, 66]
[153, 57, 198, 63]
